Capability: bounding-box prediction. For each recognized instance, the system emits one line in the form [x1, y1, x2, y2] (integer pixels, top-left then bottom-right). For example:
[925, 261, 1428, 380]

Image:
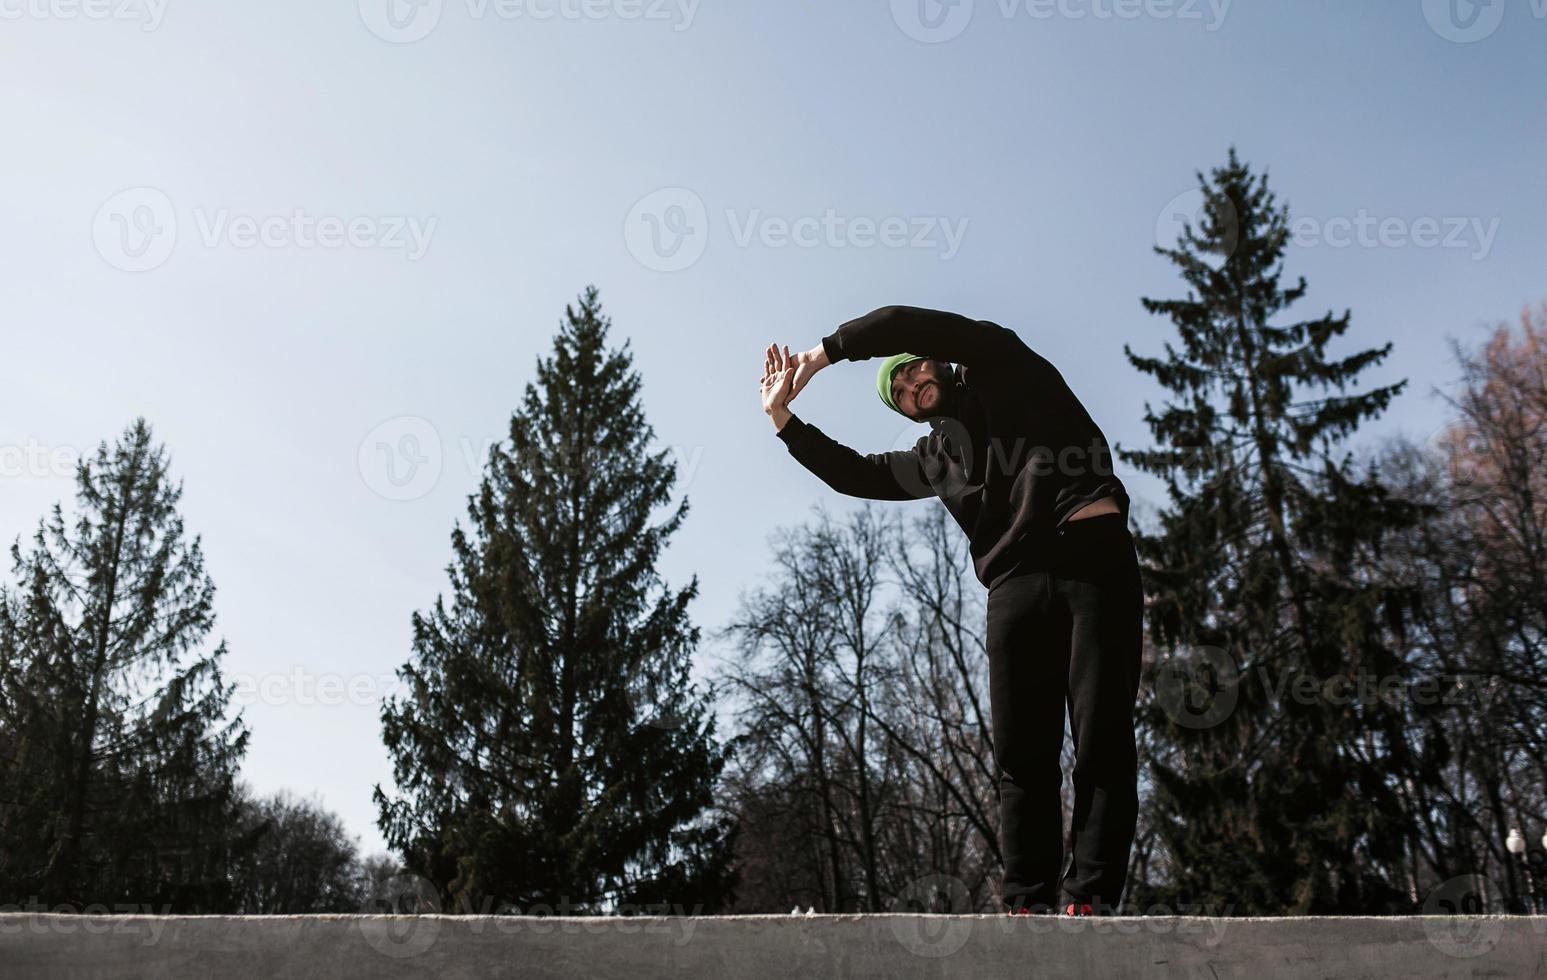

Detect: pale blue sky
[1, 0, 1542, 856]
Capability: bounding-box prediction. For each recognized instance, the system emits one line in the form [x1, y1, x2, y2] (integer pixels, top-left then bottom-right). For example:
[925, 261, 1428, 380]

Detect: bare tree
[869, 504, 1012, 909]
[715, 503, 1072, 913]
[1370, 304, 1547, 912]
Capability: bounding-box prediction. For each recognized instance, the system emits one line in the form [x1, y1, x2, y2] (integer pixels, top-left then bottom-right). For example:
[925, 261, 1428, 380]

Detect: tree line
[1, 150, 1541, 914]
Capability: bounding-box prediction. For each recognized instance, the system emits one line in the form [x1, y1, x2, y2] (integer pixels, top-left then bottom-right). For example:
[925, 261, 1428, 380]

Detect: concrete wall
[3, 913, 1544, 979]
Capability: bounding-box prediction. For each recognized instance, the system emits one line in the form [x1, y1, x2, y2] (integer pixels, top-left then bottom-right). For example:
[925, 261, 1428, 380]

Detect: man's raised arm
[774, 413, 935, 501]
[819, 305, 1025, 369]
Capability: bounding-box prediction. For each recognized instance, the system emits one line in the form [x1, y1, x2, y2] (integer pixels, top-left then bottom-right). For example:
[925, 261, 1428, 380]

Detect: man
[759, 305, 1144, 917]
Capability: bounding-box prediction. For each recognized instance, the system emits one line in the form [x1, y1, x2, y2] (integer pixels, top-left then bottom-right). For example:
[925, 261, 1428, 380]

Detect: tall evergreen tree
[0, 417, 251, 910]
[1122, 149, 1427, 913]
[374, 285, 736, 914]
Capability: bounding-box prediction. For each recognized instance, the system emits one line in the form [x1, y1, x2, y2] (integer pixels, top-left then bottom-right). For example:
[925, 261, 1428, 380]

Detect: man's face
[891, 359, 953, 420]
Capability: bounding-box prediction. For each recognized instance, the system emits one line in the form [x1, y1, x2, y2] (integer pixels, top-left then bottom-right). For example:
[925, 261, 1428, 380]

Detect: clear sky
[2, 0, 1542, 857]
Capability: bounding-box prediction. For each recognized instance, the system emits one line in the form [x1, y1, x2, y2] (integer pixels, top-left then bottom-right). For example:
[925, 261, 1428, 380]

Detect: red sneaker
[1062, 901, 1096, 916]
[1006, 903, 1055, 916]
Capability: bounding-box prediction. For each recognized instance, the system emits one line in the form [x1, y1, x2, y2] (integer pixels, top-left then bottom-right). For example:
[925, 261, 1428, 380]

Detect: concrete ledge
[3, 913, 1545, 979]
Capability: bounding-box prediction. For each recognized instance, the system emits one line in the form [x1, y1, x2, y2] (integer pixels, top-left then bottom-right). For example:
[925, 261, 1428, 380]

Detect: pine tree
[0, 417, 252, 910]
[1122, 149, 1426, 913]
[374, 285, 737, 914]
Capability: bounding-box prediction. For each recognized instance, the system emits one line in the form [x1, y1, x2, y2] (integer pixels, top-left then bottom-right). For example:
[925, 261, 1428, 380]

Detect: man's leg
[985, 565, 1071, 912]
[1054, 515, 1145, 913]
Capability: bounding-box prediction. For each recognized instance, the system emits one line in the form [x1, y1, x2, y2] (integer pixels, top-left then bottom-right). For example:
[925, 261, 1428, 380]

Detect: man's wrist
[770, 407, 793, 432]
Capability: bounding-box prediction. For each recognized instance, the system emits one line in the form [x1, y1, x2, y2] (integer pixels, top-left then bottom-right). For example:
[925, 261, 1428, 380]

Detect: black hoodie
[774, 305, 1130, 590]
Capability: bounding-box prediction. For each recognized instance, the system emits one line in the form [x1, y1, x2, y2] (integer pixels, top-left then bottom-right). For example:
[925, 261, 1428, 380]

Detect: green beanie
[876, 352, 928, 416]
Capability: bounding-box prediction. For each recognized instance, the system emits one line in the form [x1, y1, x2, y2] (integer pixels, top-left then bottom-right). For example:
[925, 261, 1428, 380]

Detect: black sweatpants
[986, 511, 1144, 913]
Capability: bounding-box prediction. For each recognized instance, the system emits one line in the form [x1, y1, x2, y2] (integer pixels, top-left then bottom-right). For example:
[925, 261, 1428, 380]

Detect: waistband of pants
[990, 515, 1134, 588]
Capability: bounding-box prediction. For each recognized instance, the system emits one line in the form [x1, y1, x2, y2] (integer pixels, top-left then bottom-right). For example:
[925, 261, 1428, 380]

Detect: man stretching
[759, 305, 1144, 917]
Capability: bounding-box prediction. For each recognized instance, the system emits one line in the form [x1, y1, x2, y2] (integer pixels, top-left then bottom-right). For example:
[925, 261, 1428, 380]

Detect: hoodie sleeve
[774, 414, 935, 501]
[821, 305, 1026, 370]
